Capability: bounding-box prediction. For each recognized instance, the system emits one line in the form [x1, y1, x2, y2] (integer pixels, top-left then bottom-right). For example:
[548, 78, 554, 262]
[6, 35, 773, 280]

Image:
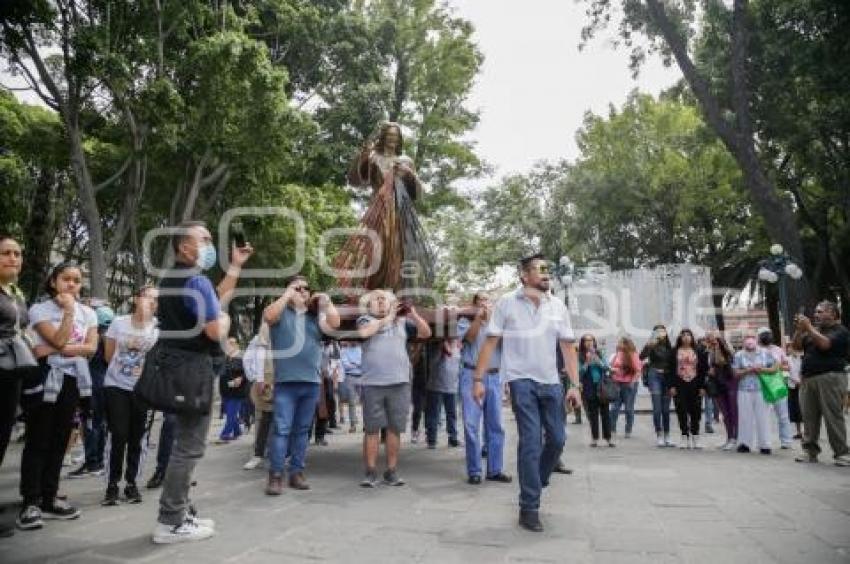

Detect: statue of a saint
[334, 122, 435, 292]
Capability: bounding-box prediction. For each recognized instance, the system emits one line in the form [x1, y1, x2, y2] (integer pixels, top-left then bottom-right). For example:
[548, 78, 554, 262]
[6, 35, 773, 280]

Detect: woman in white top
[101, 286, 159, 506]
[18, 262, 97, 530]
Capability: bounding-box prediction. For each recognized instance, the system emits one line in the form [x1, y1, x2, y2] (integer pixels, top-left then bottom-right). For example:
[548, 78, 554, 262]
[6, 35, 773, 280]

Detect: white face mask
[196, 244, 217, 271]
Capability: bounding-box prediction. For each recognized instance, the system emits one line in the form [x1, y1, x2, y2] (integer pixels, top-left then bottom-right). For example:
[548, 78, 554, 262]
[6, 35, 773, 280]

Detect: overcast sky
[4, 1, 681, 183]
[447, 0, 681, 182]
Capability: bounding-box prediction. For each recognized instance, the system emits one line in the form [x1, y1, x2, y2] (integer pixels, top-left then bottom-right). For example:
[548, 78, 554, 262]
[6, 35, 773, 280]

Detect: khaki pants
[800, 371, 849, 458]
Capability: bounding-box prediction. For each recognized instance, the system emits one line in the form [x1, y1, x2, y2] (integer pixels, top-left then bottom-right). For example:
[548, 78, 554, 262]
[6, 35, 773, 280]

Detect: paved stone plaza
[1, 405, 849, 564]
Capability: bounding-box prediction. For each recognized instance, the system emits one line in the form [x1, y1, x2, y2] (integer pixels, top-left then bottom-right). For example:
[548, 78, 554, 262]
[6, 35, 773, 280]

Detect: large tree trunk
[20, 172, 64, 300]
[68, 126, 109, 299]
[644, 0, 809, 312]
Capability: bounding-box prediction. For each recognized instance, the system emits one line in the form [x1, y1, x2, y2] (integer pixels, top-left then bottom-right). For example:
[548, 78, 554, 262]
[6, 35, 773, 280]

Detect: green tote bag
[758, 370, 788, 404]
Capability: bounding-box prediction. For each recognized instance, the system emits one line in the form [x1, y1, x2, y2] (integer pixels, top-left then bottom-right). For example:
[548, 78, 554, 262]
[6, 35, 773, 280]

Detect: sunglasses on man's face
[293, 285, 310, 293]
[531, 263, 550, 275]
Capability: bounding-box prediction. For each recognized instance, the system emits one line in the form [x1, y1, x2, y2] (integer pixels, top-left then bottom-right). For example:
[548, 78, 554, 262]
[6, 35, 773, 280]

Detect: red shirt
[608, 351, 642, 383]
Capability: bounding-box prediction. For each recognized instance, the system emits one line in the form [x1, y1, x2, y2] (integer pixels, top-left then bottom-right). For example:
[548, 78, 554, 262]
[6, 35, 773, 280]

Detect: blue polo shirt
[269, 307, 324, 384]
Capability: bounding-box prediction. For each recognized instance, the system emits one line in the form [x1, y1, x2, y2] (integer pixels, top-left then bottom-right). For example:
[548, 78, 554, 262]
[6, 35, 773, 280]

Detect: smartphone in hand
[231, 221, 247, 248]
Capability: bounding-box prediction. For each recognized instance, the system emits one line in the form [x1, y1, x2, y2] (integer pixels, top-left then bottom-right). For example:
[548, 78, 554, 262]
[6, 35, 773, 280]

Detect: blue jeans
[220, 397, 243, 440]
[425, 390, 458, 445]
[269, 382, 320, 474]
[609, 381, 638, 434]
[647, 369, 671, 434]
[460, 370, 505, 478]
[83, 382, 106, 467]
[509, 379, 565, 512]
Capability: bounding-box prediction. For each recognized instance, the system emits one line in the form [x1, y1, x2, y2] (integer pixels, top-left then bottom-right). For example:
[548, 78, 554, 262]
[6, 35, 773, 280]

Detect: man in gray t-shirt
[357, 290, 430, 487]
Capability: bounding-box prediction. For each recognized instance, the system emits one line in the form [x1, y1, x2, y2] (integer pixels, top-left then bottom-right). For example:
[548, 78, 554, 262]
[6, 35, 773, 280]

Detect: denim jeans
[220, 397, 243, 440]
[508, 379, 565, 512]
[704, 396, 715, 425]
[460, 370, 505, 478]
[647, 368, 671, 434]
[83, 382, 107, 467]
[609, 381, 637, 434]
[425, 390, 458, 445]
[269, 382, 320, 474]
[772, 397, 793, 446]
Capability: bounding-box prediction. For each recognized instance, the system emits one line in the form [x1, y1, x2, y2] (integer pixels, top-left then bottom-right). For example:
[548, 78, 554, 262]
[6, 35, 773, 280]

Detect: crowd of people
[0, 230, 848, 542]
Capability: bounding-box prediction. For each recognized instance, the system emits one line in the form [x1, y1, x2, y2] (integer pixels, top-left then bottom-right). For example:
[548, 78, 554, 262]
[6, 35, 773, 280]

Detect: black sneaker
[40, 499, 81, 520]
[124, 483, 142, 504]
[102, 484, 120, 506]
[448, 438, 460, 448]
[760, 448, 772, 455]
[519, 510, 544, 532]
[16, 505, 43, 530]
[87, 462, 105, 477]
[360, 469, 378, 488]
[736, 444, 751, 453]
[383, 468, 405, 486]
[67, 463, 91, 479]
[146, 469, 165, 489]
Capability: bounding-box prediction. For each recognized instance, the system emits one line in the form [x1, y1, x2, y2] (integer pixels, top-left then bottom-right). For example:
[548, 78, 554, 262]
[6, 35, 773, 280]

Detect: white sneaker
[152, 519, 214, 544]
[411, 430, 419, 444]
[243, 456, 263, 470]
[679, 435, 690, 449]
[692, 436, 703, 449]
[187, 514, 215, 529]
[722, 439, 737, 451]
[656, 434, 665, 448]
[664, 434, 676, 447]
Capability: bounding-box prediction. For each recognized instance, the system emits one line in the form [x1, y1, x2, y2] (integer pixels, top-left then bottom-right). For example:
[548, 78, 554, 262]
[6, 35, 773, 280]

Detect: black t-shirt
[801, 324, 850, 378]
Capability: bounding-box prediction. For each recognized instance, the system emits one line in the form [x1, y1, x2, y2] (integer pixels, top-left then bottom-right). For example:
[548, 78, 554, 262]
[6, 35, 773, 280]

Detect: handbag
[0, 335, 38, 372]
[597, 373, 619, 403]
[758, 370, 788, 404]
[134, 344, 214, 415]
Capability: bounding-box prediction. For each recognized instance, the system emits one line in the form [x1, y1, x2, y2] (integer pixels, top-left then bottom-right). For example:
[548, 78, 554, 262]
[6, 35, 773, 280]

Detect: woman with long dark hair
[669, 329, 707, 449]
[18, 262, 97, 530]
[640, 325, 675, 447]
[704, 331, 737, 450]
[608, 336, 642, 440]
[579, 334, 612, 447]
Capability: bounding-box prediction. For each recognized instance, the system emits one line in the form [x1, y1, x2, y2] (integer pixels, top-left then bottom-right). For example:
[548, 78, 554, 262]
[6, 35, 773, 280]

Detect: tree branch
[94, 155, 132, 193]
[644, 0, 738, 152]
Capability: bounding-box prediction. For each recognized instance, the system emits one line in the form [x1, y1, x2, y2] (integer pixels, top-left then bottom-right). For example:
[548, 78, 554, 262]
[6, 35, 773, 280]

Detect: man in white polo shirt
[473, 254, 580, 532]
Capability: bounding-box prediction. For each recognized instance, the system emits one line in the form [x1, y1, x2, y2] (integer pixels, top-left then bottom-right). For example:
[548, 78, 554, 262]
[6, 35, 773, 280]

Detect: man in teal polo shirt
[263, 275, 340, 495]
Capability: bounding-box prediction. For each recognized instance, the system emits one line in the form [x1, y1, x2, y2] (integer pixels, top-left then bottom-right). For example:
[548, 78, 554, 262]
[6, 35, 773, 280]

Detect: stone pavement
[1, 407, 849, 564]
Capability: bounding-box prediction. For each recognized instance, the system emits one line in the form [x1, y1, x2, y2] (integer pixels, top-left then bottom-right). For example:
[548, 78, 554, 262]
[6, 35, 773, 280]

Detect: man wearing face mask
[732, 330, 775, 455]
[152, 220, 253, 544]
[793, 302, 850, 466]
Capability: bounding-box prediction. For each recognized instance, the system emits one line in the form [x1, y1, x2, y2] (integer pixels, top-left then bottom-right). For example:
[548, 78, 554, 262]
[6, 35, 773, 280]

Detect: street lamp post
[757, 244, 804, 337]
[555, 255, 576, 307]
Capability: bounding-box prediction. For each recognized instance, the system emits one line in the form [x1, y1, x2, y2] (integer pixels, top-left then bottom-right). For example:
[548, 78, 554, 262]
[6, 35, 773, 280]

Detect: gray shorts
[362, 383, 410, 434]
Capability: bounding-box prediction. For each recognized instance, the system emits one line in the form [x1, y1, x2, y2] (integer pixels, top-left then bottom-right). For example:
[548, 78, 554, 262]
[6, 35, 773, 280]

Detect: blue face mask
[196, 244, 217, 271]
